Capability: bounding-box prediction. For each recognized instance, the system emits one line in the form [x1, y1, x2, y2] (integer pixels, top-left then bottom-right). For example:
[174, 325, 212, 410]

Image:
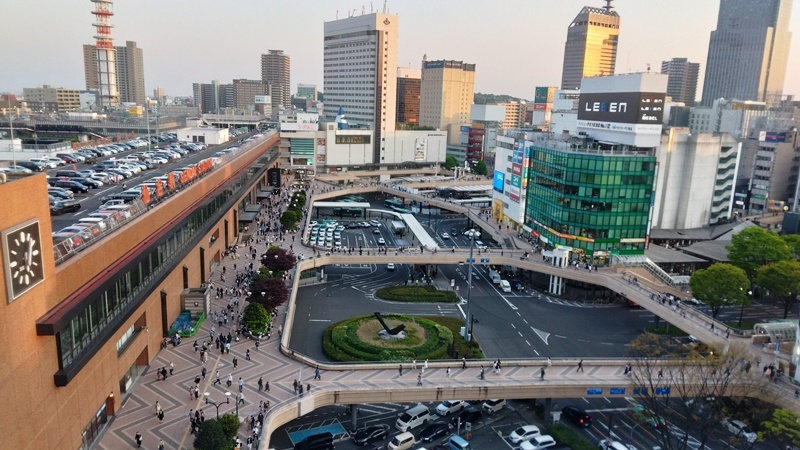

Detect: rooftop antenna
[383, 0, 388, 13]
[602, 0, 614, 11]
[362, 5, 365, 15]
[336, 10, 339, 19]
[646, 63, 651, 73]
[371, 1, 374, 12]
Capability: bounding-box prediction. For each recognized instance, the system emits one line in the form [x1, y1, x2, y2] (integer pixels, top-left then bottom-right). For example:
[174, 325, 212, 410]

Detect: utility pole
[463, 231, 475, 342]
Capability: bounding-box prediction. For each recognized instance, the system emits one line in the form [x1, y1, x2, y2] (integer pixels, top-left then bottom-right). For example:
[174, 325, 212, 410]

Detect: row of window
[57, 189, 232, 372]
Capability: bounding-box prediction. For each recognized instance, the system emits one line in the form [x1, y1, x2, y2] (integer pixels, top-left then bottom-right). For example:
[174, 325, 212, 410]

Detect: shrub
[242, 302, 270, 335]
[545, 423, 595, 450]
[375, 285, 460, 303]
[194, 419, 231, 450]
[218, 413, 240, 440]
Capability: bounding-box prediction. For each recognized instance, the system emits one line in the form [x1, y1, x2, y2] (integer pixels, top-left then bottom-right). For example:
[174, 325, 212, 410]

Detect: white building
[419, 58, 475, 130]
[689, 98, 771, 139]
[176, 127, 229, 145]
[653, 128, 741, 229]
[279, 112, 322, 172]
[322, 12, 398, 158]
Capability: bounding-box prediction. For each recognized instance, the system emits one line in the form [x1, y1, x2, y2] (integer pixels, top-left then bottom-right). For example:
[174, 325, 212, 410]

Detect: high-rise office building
[297, 83, 318, 101]
[84, 40, 145, 105]
[154, 86, 164, 104]
[560, 2, 620, 91]
[232, 79, 269, 111]
[261, 50, 291, 108]
[661, 58, 700, 105]
[396, 68, 421, 126]
[701, 0, 792, 105]
[419, 58, 475, 130]
[323, 12, 398, 158]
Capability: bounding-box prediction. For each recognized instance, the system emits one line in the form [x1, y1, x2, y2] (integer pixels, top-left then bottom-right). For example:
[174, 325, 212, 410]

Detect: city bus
[384, 198, 405, 209]
[389, 206, 413, 214]
[333, 207, 362, 217]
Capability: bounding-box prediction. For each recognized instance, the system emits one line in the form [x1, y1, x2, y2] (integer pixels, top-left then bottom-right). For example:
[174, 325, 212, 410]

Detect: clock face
[2, 219, 45, 302]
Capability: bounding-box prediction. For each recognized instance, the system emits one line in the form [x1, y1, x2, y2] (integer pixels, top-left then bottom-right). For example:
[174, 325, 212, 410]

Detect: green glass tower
[524, 143, 656, 261]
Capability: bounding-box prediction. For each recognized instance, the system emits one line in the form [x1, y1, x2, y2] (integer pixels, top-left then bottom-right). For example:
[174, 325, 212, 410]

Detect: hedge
[323, 314, 454, 362]
[374, 285, 460, 303]
[546, 423, 595, 450]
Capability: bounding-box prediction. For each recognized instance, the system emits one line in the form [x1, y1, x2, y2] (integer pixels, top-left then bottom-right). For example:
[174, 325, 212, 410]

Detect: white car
[387, 263, 396, 271]
[377, 238, 386, 245]
[435, 400, 466, 416]
[520, 435, 557, 450]
[509, 425, 541, 444]
[464, 229, 482, 238]
[370, 220, 381, 227]
[440, 232, 450, 239]
[721, 419, 757, 443]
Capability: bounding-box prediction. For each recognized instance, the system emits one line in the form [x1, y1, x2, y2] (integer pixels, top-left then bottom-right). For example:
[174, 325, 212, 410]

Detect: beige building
[498, 100, 525, 129]
[419, 58, 475, 130]
[232, 79, 269, 111]
[23, 85, 81, 113]
[560, 5, 620, 90]
[261, 50, 290, 108]
[84, 41, 146, 105]
[323, 12, 398, 158]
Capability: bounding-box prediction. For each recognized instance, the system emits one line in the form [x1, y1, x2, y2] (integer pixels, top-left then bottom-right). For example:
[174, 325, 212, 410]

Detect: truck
[490, 271, 501, 284]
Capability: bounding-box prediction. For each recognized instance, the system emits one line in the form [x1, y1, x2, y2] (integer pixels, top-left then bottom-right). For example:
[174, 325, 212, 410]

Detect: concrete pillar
[549, 275, 564, 296]
[350, 404, 358, 429]
[543, 398, 552, 426]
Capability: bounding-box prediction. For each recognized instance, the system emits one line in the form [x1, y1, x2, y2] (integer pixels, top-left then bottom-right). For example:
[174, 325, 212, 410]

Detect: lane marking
[530, 327, 550, 345]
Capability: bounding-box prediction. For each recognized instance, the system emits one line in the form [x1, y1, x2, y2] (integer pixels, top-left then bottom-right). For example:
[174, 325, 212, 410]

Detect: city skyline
[1, 0, 799, 102]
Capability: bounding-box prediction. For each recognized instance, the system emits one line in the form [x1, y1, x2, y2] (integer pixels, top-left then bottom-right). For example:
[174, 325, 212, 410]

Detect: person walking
[417, 373, 422, 386]
[577, 360, 584, 372]
[399, 364, 403, 376]
[462, 357, 466, 370]
[238, 377, 244, 392]
[540, 367, 546, 379]
[315, 366, 321, 380]
[258, 377, 263, 392]
[158, 439, 165, 450]
[227, 374, 233, 387]
[134, 431, 142, 448]
[446, 367, 451, 378]
[547, 357, 552, 367]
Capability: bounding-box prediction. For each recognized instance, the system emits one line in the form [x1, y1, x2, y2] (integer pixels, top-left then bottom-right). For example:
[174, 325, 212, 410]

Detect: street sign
[466, 258, 475, 263]
[480, 258, 490, 263]
[633, 388, 648, 395]
[587, 388, 603, 395]
[655, 387, 671, 395]
[610, 387, 626, 395]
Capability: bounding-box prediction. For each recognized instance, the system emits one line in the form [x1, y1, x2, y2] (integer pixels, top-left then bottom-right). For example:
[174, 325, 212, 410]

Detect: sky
[2, 0, 799, 101]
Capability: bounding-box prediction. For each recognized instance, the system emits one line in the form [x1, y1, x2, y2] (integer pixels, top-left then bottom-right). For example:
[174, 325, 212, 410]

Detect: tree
[242, 302, 270, 334]
[782, 234, 800, 260]
[281, 210, 300, 230]
[218, 413, 241, 441]
[689, 263, 750, 318]
[757, 259, 800, 318]
[194, 419, 230, 450]
[626, 337, 772, 450]
[473, 160, 488, 176]
[248, 276, 289, 310]
[727, 227, 792, 282]
[443, 155, 458, 170]
[761, 408, 800, 447]
[261, 247, 296, 272]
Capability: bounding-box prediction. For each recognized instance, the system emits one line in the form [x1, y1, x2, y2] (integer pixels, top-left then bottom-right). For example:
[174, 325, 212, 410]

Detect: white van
[500, 280, 512, 293]
[387, 432, 416, 450]
[395, 404, 431, 432]
[490, 271, 501, 284]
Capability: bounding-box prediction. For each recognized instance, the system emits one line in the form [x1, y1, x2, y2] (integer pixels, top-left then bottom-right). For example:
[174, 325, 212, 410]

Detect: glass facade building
[524, 143, 656, 259]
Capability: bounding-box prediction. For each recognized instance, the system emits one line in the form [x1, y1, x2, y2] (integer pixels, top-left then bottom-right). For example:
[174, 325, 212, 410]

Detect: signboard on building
[493, 171, 505, 193]
[534, 87, 556, 104]
[254, 95, 271, 104]
[577, 92, 665, 125]
[460, 125, 471, 133]
[533, 103, 551, 111]
[335, 135, 371, 145]
[511, 174, 522, 188]
[414, 138, 428, 161]
[511, 163, 522, 176]
[508, 186, 520, 202]
[760, 131, 787, 143]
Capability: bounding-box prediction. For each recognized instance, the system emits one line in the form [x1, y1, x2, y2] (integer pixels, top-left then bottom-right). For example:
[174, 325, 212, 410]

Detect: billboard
[761, 131, 787, 143]
[534, 86, 555, 104]
[335, 135, 371, 145]
[533, 103, 551, 111]
[254, 95, 271, 104]
[577, 92, 665, 125]
[493, 171, 505, 193]
[414, 138, 428, 161]
[511, 174, 522, 188]
[511, 163, 522, 176]
[508, 186, 520, 202]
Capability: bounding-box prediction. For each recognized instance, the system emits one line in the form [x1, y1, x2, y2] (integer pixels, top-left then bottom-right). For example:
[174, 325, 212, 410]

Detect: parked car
[49, 198, 81, 215]
[17, 161, 45, 172]
[436, 400, 467, 416]
[418, 422, 451, 443]
[520, 435, 557, 450]
[509, 425, 542, 444]
[452, 408, 482, 426]
[482, 399, 506, 414]
[352, 424, 389, 446]
[50, 179, 89, 193]
[721, 418, 757, 443]
[561, 405, 592, 428]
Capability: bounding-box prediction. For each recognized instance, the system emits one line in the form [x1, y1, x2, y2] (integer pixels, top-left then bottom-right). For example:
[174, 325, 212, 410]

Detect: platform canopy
[312, 202, 371, 208]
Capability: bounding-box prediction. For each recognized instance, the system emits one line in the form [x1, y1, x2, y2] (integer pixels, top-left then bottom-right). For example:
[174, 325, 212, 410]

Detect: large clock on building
[2, 219, 45, 302]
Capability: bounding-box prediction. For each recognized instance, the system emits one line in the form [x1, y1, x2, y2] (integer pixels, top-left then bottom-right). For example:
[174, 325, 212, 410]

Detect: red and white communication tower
[91, 0, 119, 108]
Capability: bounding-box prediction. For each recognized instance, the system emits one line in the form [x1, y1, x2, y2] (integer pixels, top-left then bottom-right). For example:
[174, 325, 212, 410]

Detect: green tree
[194, 419, 231, 450]
[727, 227, 792, 281]
[281, 210, 300, 230]
[443, 155, 458, 170]
[473, 160, 488, 176]
[248, 277, 289, 310]
[218, 413, 240, 440]
[761, 408, 800, 447]
[757, 259, 800, 318]
[242, 302, 270, 334]
[689, 263, 749, 318]
[782, 234, 800, 259]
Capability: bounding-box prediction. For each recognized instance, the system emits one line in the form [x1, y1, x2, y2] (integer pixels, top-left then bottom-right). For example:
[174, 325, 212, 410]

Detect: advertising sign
[414, 138, 428, 161]
[508, 186, 520, 202]
[764, 132, 787, 143]
[534, 87, 555, 104]
[511, 174, 522, 188]
[254, 95, 271, 104]
[493, 171, 505, 193]
[460, 125, 471, 133]
[511, 163, 522, 176]
[577, 92, 665, 125]
[335, 135, 371, 145]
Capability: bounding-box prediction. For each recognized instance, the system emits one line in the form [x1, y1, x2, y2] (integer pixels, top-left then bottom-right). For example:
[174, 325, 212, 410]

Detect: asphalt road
[290, 262, 653, 361]
[49, 130, 261, 231]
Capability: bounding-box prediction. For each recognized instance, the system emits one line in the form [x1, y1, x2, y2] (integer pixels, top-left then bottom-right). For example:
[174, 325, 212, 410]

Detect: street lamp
[204, 391, 230, 419]
[739, 289, 752, 327]
[463, 230, 476, 342]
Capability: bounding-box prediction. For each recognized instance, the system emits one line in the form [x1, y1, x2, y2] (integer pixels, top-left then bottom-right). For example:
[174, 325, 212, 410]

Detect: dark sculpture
[374, 312, 406, 335]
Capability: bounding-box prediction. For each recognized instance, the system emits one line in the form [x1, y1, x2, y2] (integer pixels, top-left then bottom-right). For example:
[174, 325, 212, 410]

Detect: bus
[390, 206, 413, 214]
[333, 207, 362, 217]
[384, 198, 405, 209]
